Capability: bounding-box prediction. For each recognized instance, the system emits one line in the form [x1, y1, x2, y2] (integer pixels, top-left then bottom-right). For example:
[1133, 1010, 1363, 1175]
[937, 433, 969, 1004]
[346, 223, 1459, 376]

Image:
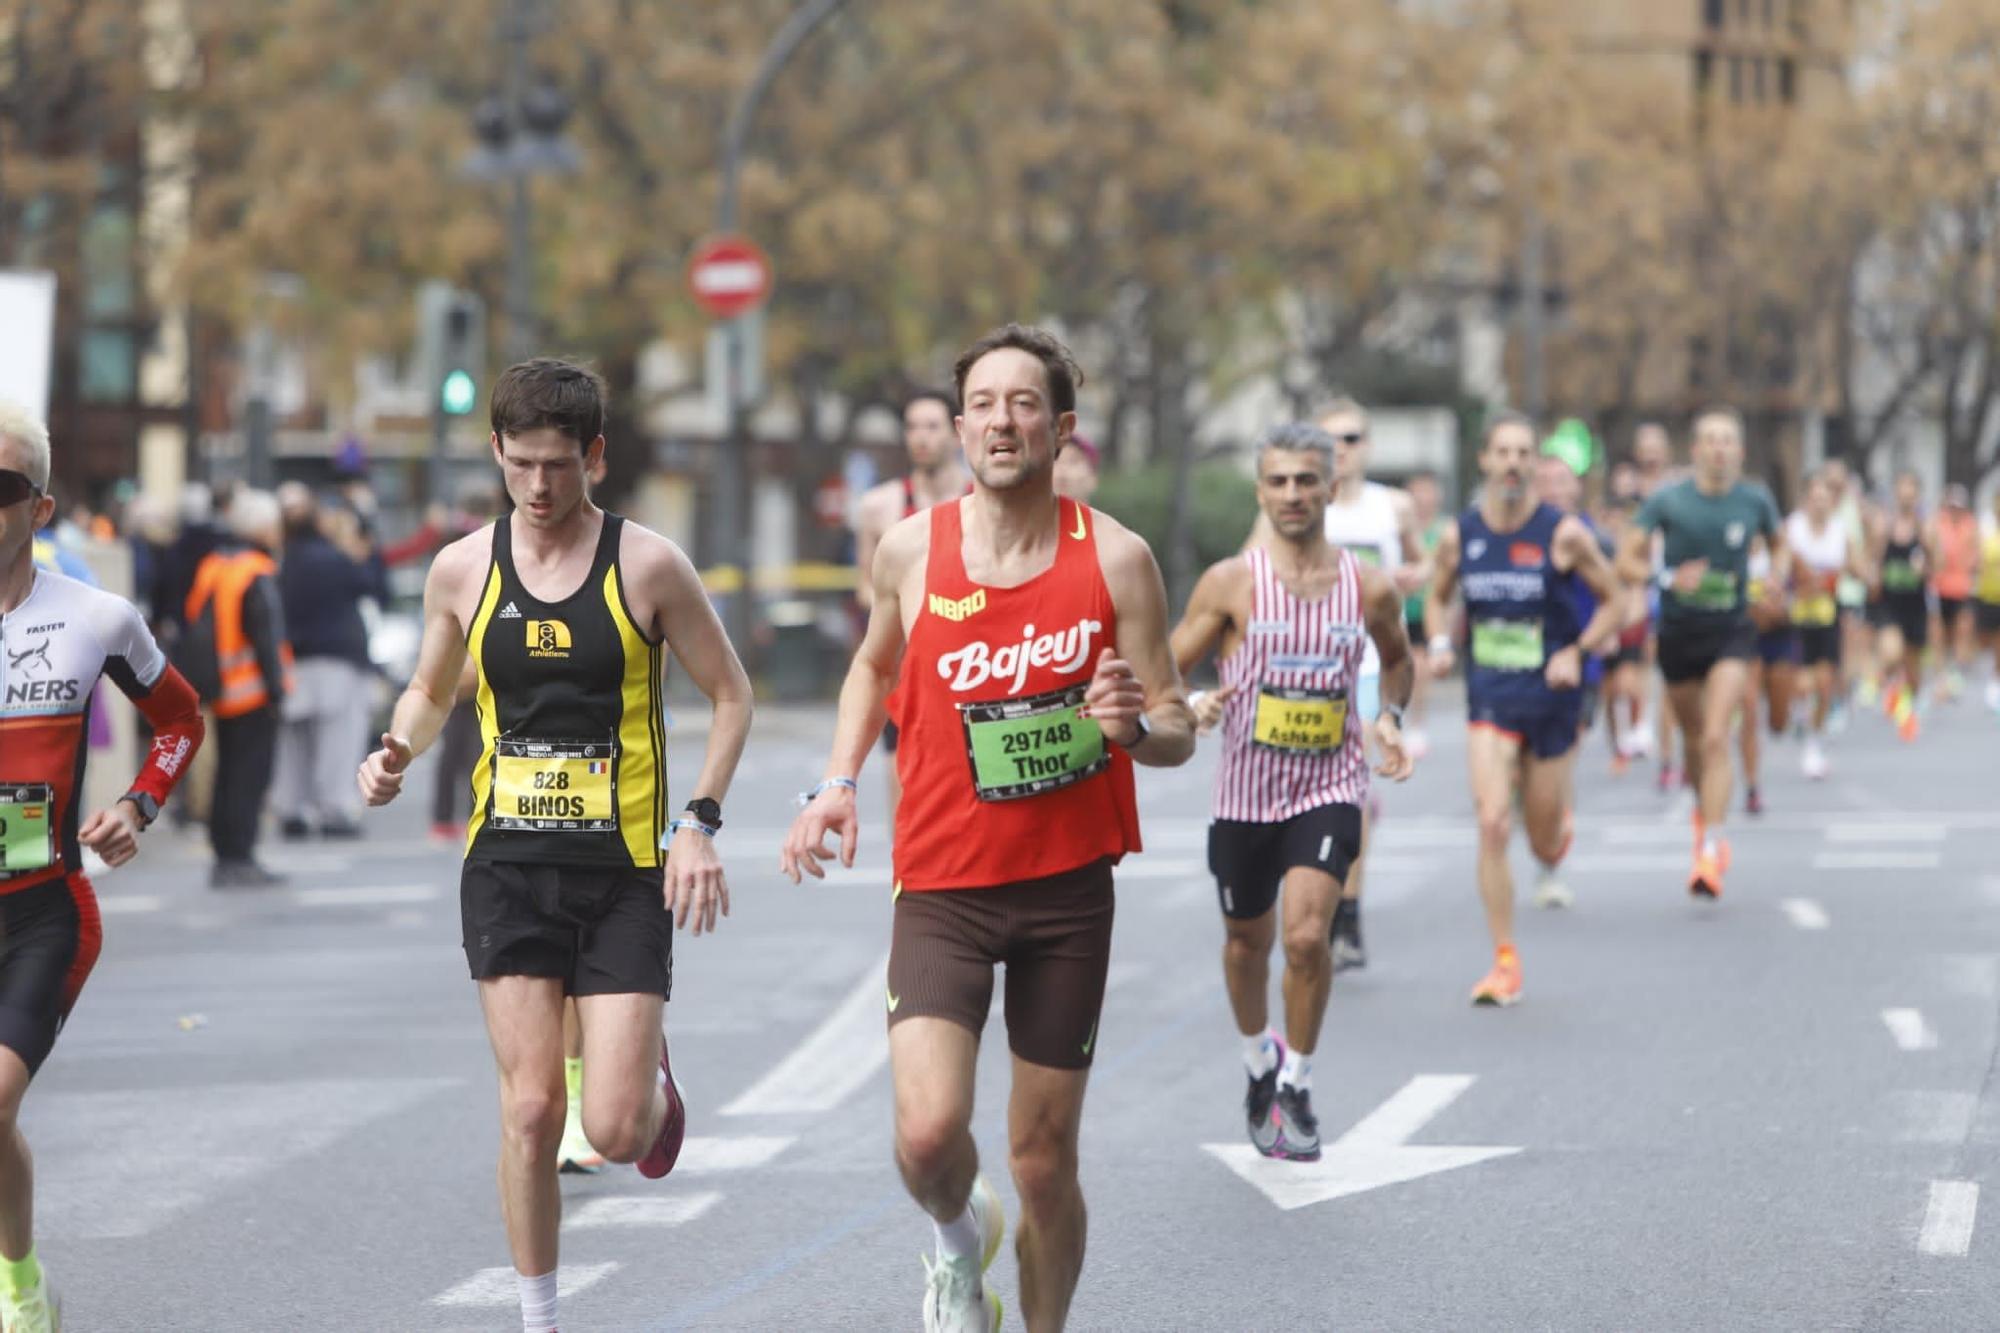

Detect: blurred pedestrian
[273, 482, 386, 840]
[1053, 431, 1100, 503]
[183, 488, 294, 888]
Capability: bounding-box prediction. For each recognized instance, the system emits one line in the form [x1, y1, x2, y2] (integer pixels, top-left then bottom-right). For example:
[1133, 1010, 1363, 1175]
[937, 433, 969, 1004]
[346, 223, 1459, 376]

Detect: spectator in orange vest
[186, 488, 293, 888]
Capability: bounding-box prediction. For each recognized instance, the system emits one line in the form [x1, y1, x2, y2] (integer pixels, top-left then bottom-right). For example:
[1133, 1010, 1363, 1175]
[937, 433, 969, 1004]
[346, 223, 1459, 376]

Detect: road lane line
[676, 1135, 795, 1172]
[1919, 1181, 1979, 1257]
[433, 1262, 618, 1306]
[565, 1193, 720, 1229]
[1567, 853, 1686, 872]
[1882, 1008, 1938, 1051]
[720, 953, 889, 1116]
[1780, 899, 1830, 930]
[1825, 823, 1947, 843]
[293, 884, 438, 907]
[1812, 850, 1941, 871]
[96, 895, 163, 915]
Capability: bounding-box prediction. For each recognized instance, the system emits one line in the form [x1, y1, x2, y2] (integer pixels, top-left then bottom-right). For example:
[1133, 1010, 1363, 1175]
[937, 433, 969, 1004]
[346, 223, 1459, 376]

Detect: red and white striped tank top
[1212, 546, 1370, 822]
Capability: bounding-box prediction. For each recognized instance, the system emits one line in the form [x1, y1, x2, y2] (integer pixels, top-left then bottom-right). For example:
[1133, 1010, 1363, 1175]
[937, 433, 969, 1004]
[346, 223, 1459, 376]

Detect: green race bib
[1471, 620, 1545, 670]
[1674, 570, 1741, 613]
[0, 784, 56, 877]
[960, 684, 1108, 803]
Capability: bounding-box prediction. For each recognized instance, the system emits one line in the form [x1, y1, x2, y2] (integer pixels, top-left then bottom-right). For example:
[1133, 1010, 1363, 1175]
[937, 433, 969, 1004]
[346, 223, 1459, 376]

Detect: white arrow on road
[1203, 1074, 1519, 1210]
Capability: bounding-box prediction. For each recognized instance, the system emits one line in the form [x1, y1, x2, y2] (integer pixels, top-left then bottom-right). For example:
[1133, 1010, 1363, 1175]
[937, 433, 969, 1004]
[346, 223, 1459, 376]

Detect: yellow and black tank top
[464, 513, 666, 867]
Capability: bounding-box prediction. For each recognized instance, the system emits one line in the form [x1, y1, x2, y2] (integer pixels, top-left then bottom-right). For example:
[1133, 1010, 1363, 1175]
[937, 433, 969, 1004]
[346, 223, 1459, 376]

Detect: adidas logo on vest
[497, 601, 523, 620]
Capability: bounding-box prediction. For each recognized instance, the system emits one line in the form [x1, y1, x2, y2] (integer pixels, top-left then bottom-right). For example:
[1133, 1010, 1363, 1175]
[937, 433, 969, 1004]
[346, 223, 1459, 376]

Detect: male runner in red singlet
[783, 326, 1193, 1333]
[0, 403, 206, 1330]
[853, 390, 973, 826]
[1172, 423, 1414, 1160]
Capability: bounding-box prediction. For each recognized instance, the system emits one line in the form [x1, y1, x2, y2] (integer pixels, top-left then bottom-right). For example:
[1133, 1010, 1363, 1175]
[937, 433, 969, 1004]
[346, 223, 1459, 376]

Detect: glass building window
[79, 329, 135, 403]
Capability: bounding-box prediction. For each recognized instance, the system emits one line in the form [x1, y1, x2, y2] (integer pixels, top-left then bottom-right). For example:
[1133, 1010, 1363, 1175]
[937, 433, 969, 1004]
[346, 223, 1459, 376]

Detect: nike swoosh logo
[1080, 1020, 1097, 1056]
[1070, 505, 1088, 541]
[892, 880, 903, 902]
[886, 987, 901, 1014]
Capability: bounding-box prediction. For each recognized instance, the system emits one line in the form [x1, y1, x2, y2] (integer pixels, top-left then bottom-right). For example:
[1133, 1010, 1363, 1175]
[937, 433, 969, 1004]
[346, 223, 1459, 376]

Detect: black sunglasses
[1333, 431, 1367, 445]
[0, 470, 40, 507]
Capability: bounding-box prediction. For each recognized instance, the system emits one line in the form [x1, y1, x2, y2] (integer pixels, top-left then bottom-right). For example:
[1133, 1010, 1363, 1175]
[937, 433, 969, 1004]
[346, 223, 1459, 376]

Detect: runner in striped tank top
[1173, 423, 1415, 1162]
[1426, 414, 1624, 1007]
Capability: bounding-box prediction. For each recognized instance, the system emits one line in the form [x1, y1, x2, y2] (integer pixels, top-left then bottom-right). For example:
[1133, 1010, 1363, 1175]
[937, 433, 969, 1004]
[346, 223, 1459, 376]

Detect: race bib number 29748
[960, 683, 1109, 803]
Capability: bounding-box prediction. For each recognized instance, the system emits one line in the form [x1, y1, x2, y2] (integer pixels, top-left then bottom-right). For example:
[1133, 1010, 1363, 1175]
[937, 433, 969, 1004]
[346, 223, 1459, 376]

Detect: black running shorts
[0, 875, 101, 1077]
[1207, 803, 1363, 921]
[1978, 602, 2000, 636]
[1657, 618, 1757, 685]
[1798, 625, 1841, 667]
[1939, 595, 1968, 627]
[460, 860, 673, 998]
[886, 858, 1114, 1071]
[1885, 597, 1929, 649]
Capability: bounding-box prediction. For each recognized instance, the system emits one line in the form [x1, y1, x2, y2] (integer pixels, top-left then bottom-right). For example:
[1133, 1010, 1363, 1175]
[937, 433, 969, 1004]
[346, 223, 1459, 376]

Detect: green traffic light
[440, 369, 478, 416]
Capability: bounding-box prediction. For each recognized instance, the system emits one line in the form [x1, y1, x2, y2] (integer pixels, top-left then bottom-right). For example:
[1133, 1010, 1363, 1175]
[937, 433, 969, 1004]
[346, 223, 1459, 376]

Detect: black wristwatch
[121, 791, 160, 830]
[684, 797, 723, 831]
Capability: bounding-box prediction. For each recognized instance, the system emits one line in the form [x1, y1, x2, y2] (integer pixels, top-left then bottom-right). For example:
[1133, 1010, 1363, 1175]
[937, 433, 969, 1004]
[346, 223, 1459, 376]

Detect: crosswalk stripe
[433, 1261, 619, 1306]
[1882, 1008, 1938, 1051]
[96, 895, 163, 915]
[676, 1136, 795, 1172]
[294, 884, 439, 907]
[1919, 1181, 1980, 1257]
[1825, 823, 1947, 844]
[565, 1192, 720, 1230]
[1812, 850, 1941, 871]
[720, 953, 889, 1117]
[1781, 899, 1830, 930]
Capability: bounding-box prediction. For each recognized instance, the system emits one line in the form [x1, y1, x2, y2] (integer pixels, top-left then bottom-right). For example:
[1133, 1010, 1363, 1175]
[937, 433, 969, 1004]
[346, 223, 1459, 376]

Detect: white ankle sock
[1278, 1048, 1313, 1091]
[1242, 1029, 1278, 1078]
[935, 1198, 983, 1263]
[517, 1269, 557, 1333]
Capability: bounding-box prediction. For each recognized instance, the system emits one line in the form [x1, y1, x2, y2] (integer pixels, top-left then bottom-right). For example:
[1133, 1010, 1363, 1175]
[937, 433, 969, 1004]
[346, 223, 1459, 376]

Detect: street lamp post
[710, 0, 852, 657]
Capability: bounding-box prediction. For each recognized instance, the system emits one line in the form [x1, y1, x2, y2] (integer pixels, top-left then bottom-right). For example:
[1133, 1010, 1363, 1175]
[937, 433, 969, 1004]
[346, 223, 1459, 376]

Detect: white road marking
[28, 1078, 456, 1241]
[1204, 1074, 1519, 1211]
[720, 953, 889, 1116]
[1781, 899, 1830, 930]
[96, 895, 163, 915]
[565, 1193, 720, 1229]
[1825, 823, 1947, 844]
[1115, 857, 1208, 882]
[1600, 824, 1697, 846]
[433, 1262, 619, 1306]
[293, 884, 438, 907]
[1811, 850, 1941, 871]
[1882, 1008, 1939, 1051]
[1893, 1091, 1979, 1144]
[1919, 1181, 1980, 1257]
[675, 1135, 795, 1172]
[1566, 853, 1686, 873]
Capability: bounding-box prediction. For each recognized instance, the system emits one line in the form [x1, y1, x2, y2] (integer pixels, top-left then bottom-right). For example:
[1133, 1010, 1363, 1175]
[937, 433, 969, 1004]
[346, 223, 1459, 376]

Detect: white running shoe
[558, 1099, 606, 1174]
[1532, 870, 1575, 910]
[1623, 722, 1655, 759]
[1801, 738, 1829, 781]
[921, 1175, 1005, 1333]
[1404, 728, 1431, 760]
[1986, 680, 2000, 714]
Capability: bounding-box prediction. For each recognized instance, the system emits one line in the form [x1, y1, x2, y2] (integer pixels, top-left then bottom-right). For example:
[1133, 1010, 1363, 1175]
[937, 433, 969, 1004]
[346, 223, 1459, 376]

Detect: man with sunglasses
[0, 402, 207, 1331]
[1248, 397, 1429, 970]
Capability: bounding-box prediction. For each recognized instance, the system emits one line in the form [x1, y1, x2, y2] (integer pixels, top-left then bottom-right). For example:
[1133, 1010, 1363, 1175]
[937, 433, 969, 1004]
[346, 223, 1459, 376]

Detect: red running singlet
[889, 497, 1141, 891]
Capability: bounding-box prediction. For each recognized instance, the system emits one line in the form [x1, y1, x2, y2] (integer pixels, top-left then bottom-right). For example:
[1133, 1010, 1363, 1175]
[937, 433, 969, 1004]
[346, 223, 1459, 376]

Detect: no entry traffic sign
[687, 235, 773, 320]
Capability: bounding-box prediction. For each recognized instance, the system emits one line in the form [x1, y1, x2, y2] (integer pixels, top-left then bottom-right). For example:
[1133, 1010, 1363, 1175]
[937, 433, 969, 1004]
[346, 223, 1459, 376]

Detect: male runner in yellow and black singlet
[358, 359, 752, 1333]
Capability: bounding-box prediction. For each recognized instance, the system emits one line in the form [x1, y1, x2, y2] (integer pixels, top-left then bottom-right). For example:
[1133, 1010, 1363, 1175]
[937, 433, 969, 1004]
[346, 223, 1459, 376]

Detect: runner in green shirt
[1617, 408, 1784, 901]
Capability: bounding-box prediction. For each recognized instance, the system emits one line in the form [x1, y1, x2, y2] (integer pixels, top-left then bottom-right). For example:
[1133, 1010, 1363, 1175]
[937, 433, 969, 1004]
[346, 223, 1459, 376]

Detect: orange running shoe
[1689, 839, 1731, 899]
[1471, 948, 1523, 1006]
[1610, 752, 1631, 777]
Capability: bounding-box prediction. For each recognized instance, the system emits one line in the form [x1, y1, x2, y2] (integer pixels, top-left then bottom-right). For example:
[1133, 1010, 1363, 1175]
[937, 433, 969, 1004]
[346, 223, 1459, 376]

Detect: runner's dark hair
[491, 358, 607, 451]
[953, 325, 1083, 416]
[1482, 409, 1538, 448]
[903, 388, 957, 419]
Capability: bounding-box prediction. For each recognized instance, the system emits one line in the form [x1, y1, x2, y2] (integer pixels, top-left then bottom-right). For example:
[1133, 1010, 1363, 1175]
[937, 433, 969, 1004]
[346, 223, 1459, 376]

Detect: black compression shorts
[460, 860, 673, 998]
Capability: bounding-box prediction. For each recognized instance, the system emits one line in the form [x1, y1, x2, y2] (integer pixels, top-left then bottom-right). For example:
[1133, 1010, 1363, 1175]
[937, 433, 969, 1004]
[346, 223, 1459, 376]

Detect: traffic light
[415, 282, 486, 421]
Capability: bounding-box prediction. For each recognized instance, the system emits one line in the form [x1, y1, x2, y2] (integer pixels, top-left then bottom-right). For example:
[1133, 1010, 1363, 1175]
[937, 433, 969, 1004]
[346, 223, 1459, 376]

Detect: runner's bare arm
[781, 514, 921, 881]
[1615, 524, 1656, 588]
[1095, 518, 1195, 767]
[635, 530, 753, 804]
[358, 536, 477, 805]
[1556, 516, 1625, 656]
[1361, 566, 1415, 780]
[851, 483, 895, 610]
[1169, 558, 1245, 680]
[1423, 520, 1461, 675]
[1392, 490, 1431, 595]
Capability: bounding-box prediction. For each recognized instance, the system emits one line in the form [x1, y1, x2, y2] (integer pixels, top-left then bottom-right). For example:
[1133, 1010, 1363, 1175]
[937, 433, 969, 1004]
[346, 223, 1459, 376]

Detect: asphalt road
[28, 683, 2000, 1331]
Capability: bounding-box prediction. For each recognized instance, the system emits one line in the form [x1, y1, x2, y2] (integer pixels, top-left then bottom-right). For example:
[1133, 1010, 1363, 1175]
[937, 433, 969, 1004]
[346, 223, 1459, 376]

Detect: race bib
[1883, 561, 1923, 592]
[1675, 570, 1740, 613]
[0, 784, 56, 877]
[1471, 620, 1544, 670]
[489, 737, 618, 832]
[1792, 593, 1837, 627]
[959, 684, 1108, 803]
[1252, 686, 1347, 753]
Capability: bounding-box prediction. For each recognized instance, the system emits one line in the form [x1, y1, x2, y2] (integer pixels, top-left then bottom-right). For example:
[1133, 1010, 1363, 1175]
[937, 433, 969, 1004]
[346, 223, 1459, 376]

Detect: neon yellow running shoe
[0, 1270, 59, 1333]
